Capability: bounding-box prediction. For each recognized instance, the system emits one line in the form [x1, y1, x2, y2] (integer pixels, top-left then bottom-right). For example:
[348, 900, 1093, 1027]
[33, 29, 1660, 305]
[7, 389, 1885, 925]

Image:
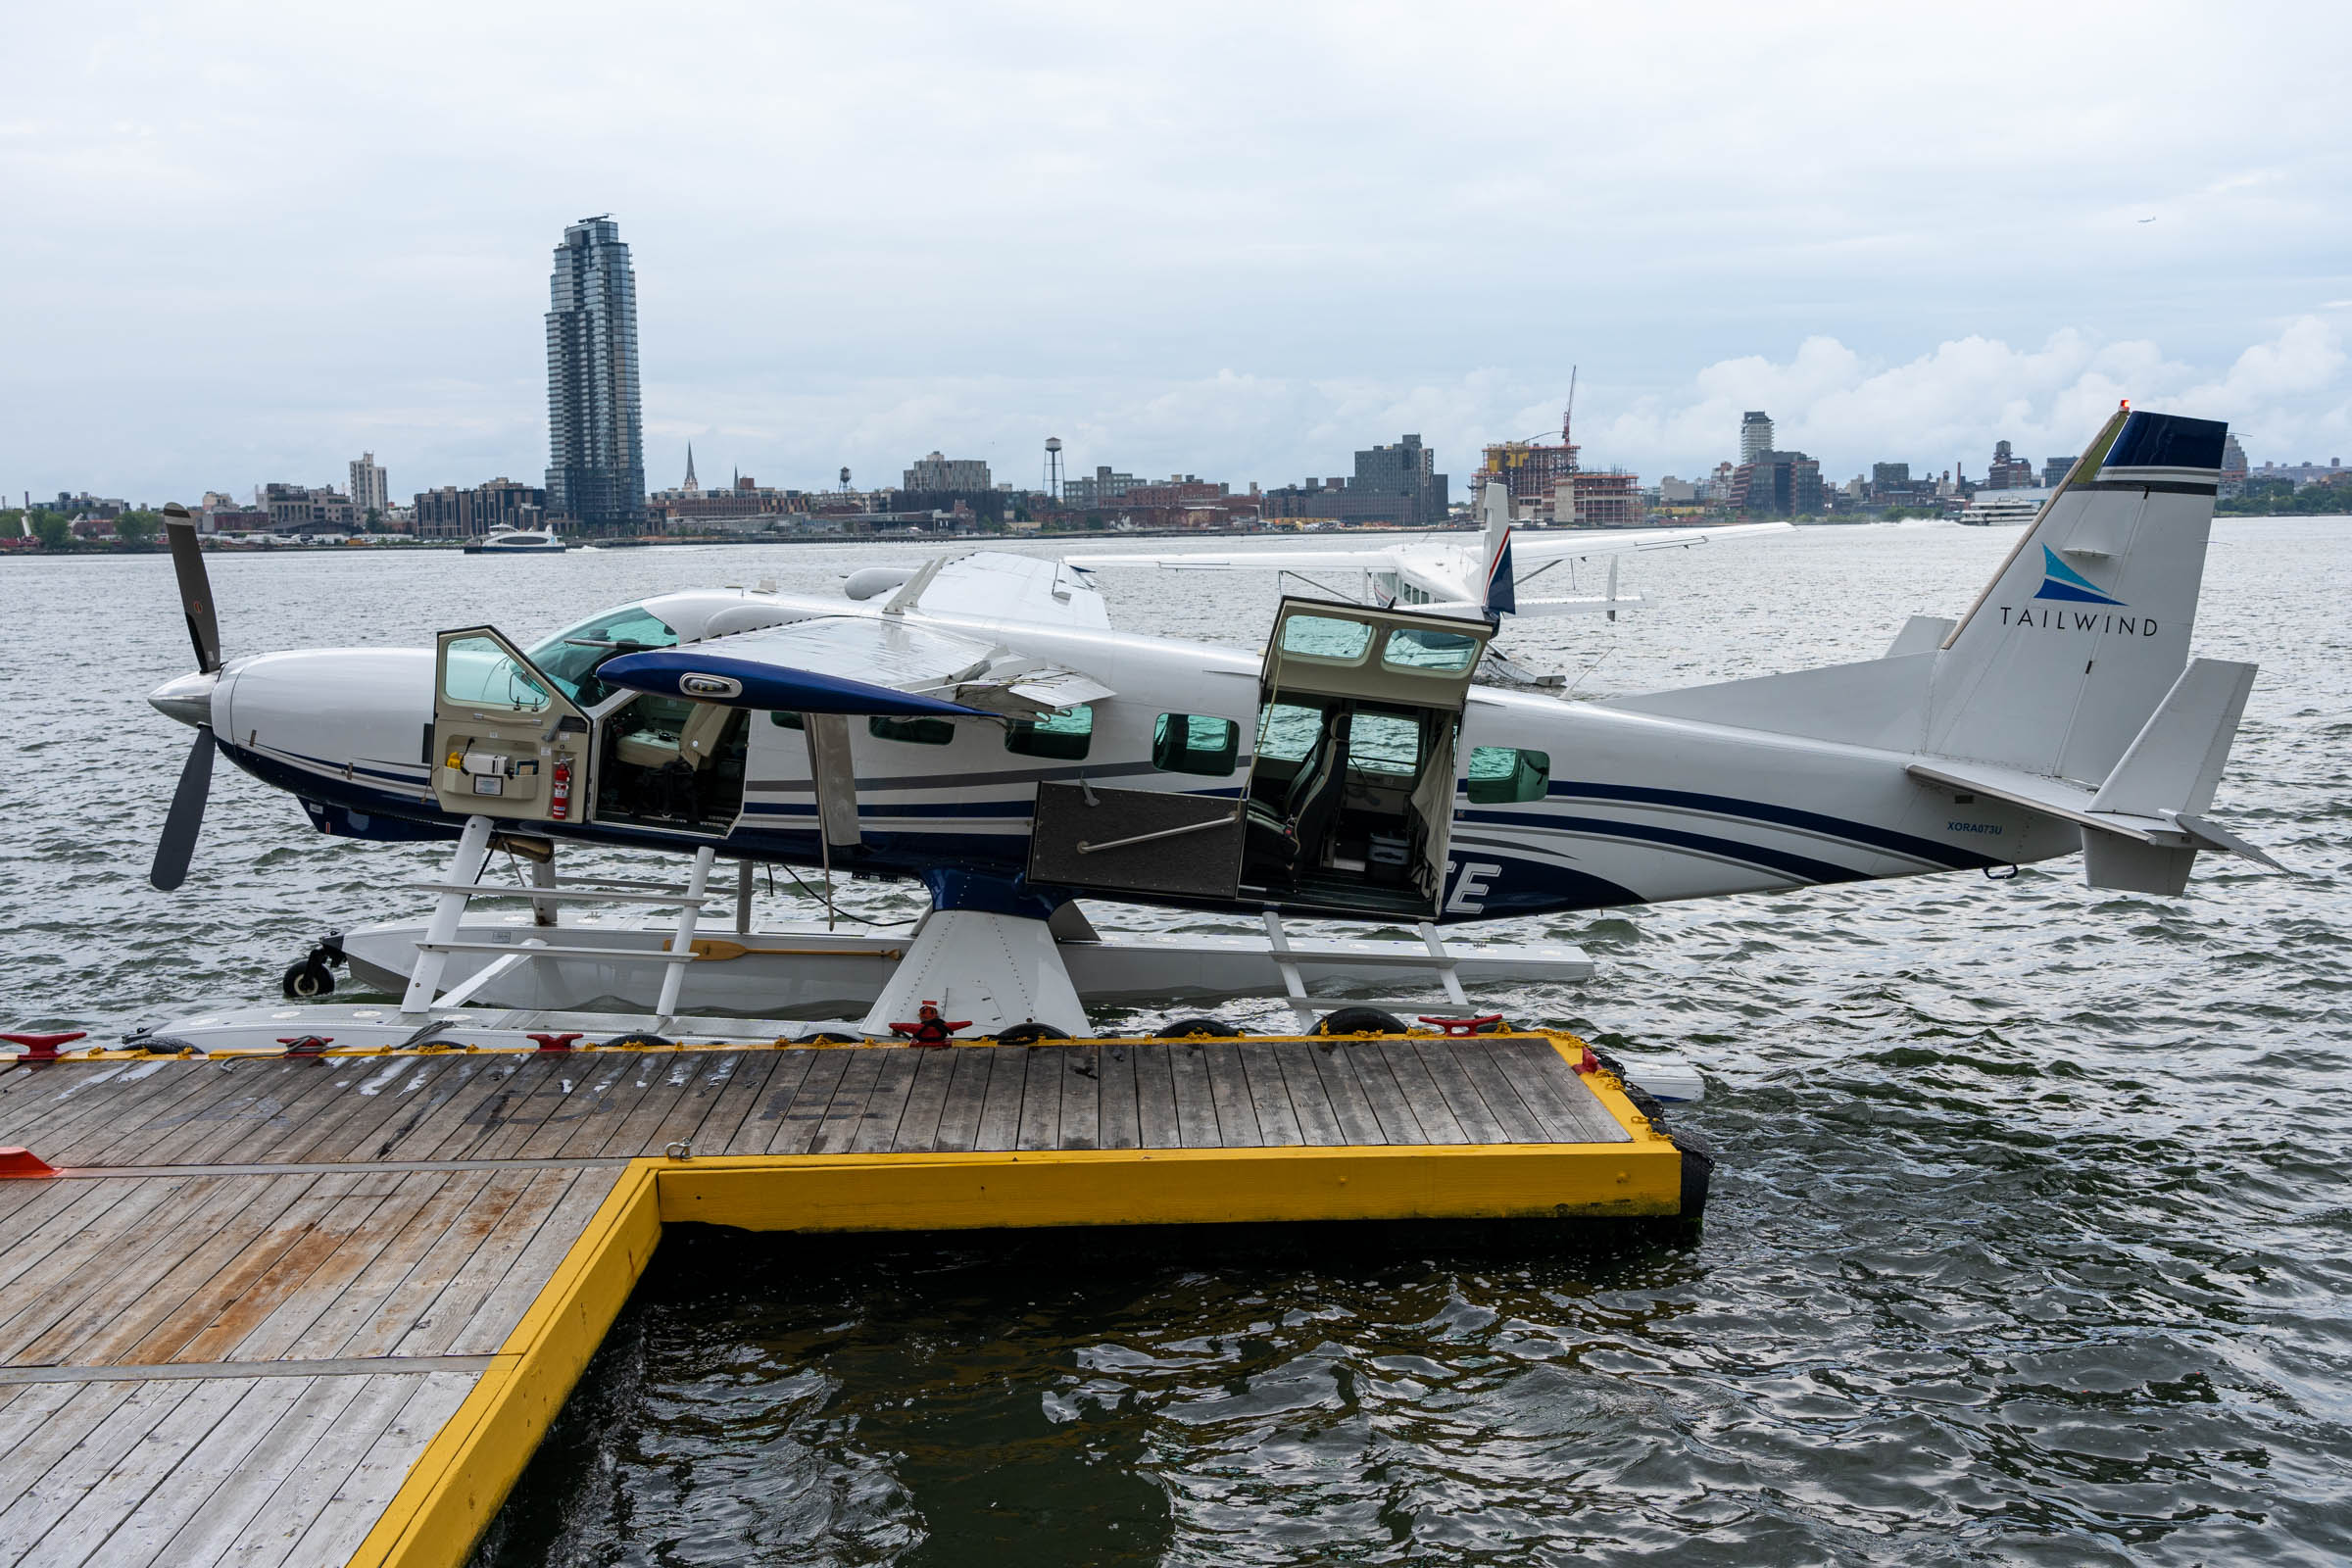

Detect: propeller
[164, 502, 222, 673]
[149, 504, 220, 891]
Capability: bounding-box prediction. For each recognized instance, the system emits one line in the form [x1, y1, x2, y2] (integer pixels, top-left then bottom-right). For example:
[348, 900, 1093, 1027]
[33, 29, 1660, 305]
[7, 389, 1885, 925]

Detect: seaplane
[1065, 490, 1791, 634]
[111, 405, 2277, 1062]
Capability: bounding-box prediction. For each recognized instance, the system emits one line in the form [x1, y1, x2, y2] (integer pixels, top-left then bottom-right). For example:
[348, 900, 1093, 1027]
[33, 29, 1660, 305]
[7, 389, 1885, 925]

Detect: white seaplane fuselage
[180, 585, 2044, 924]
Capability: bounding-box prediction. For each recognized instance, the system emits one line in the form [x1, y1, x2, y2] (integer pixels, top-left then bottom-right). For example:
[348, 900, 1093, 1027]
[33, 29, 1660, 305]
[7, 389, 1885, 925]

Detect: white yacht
[1956, 487, 2052, 526]
[464, 527, 566, 555]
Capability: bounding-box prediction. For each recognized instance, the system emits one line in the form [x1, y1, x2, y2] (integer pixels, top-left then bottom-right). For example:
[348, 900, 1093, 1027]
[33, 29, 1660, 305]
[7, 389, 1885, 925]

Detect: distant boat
[1956, 487, 2052, 526]
[464, 528, 566, 555]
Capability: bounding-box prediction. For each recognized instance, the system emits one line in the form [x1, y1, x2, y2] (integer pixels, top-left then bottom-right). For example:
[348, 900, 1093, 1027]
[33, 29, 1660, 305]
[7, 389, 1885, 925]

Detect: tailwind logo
[2032, 546, 2125, 607]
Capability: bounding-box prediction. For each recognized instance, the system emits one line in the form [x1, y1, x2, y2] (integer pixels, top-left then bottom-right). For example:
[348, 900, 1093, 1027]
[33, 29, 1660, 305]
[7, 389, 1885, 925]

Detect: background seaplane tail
[1603, 405, 2280, 894]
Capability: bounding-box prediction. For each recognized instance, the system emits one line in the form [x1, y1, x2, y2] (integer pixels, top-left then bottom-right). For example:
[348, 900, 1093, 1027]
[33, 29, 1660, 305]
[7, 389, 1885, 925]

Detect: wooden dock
[0, 1031, 1696, 1567]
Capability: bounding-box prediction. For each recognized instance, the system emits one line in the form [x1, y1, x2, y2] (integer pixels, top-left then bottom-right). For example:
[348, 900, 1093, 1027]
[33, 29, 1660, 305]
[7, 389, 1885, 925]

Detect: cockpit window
[526, 605, 679, 707]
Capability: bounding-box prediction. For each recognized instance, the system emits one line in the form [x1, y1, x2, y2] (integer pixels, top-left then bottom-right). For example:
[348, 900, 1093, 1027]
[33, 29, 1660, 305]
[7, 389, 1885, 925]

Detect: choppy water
[4, 521, 2348, 1564]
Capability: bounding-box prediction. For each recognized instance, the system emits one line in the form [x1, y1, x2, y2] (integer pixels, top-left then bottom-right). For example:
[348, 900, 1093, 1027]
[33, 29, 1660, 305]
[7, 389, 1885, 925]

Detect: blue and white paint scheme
[135, 407, 2278, 1036]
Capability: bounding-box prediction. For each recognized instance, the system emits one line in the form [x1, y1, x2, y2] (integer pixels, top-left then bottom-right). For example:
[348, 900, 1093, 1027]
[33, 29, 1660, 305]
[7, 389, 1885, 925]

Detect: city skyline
[8, 3, 2352, 502]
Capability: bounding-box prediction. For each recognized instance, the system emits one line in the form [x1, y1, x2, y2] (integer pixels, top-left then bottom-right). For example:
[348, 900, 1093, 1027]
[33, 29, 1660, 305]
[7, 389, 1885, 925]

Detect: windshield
[525, 604, 679, 707]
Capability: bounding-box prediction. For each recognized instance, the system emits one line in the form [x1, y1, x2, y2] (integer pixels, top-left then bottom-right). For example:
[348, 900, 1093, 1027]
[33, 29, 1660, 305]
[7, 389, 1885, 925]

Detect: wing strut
[802, 713, 862, 929]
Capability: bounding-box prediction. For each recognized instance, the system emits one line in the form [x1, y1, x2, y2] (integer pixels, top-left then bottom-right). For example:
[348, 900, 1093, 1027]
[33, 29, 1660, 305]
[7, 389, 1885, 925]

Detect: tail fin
[1927, 407, 2229, 784]
[1480, 481, 1516, 617]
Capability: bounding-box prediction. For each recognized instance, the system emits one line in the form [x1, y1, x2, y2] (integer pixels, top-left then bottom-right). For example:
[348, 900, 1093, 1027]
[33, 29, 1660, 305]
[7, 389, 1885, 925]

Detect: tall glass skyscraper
[545, 217, 645, 529]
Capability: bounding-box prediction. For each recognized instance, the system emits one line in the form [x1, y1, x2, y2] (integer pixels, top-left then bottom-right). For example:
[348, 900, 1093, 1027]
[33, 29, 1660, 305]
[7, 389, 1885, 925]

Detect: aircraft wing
[901, 552, 1111, 628]
[599, 613, 1114, 718]
[1507, 521, 1793, 564]
[1061, 546, 1409, 574]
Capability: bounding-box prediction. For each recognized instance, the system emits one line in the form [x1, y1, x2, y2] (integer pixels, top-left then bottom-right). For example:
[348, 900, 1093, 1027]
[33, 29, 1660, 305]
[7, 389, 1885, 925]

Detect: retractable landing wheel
[281, 938, 347, 1001]
[1160, 1016, 1245, 1039]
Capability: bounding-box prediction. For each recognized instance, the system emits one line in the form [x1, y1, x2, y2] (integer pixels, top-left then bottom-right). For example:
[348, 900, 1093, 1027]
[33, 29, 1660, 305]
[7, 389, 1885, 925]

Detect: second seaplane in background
[134, 407, 2277, 1054]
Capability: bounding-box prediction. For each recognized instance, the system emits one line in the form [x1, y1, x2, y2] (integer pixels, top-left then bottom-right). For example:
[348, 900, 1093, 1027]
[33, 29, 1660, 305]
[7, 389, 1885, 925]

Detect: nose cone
[149, 668, 218, 729]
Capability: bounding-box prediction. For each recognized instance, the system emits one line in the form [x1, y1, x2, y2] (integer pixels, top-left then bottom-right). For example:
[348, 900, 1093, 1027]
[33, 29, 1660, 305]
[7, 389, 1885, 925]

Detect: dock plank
[0, 1178, 254, 1364]
[279, 1372, 478, 1567]
[595, 1052, 706, 1155]
[1269, 1045, 1347, 1147]
[1014, 1050, 1062, 1152]
[0, 1380, 198, 1558]
[146, 1376, 368, 1567]
[22, 1371, 258, 1568]
[927, 1049, 996, 1153]
[704, 1050, 802, 1156]
[1166, 1041, 1221, 1148]
[1410, 1040, 1514, 1145]
[442, 1170, 619, 1356]
[336, 1170, 539, 1359]
[513, 1053, 641, 1160]
[768, 1051, 852, 1156]
[290, 1173, 501, 1361]
[1132, 1043, 1182, 1150]
[1056, 1047, 1102, 1152]
[77, 1376, 316, 1568]
[1236, 1045, 1303, 1147]
[212, 1372, 426, 1568]
[888, 1048, 959, 1154]
[850, 1050, 923, 1154]
[972, 1047, 1028, 1152]
[0, 1381, 137, 1519]
[1490, 1041, 1629, 1144]
[1096, 1044, 1141, 1151]
[1200, 1043, 1262, 1148]
[1340, 1044, 1433, 1145]
[386, 1170, 575, 1357]
[1303, 1042, 1388, 1147]
[1373, 1042, 1468, 1144]
[808, 1048, 888, 1156]
[1443, 1042, 1551, 1144]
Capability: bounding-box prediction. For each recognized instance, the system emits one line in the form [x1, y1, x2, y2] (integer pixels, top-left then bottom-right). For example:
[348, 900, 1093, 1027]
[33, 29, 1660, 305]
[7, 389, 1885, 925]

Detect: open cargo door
[1237, 598, 1494, 917]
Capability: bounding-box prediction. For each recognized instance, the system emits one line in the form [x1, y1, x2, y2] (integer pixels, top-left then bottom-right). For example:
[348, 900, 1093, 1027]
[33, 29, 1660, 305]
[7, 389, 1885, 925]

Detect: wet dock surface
[0, 1034, 1662, 1566]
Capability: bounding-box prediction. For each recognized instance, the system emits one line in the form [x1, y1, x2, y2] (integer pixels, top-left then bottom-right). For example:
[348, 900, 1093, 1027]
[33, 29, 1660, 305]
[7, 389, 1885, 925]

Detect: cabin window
[1005, 705, 1094, 760]
[1254, 702, 1325, 763]
[1347, 710, 1421, 775]
[1383, 626, 1479, 673]
[1467, 746, 1549, 804]
[1152, 713, 1239, 776]
[1279, 614, 1372, 662]
[443, 636, 553, 713]
[769, 711, 804, 730]
[868, 715, 956, 746]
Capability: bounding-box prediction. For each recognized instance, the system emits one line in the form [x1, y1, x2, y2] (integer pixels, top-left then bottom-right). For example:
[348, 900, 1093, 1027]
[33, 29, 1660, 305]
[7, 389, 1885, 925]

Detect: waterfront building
[262, 482, 357, 532]
[903, 452, 993, 492]
[1267, 434, 1450, 527]
[1740, 412, 1775, 466]
[2042, 455, 2080, 488]
[1730, 451, 1823, 517]
[1062, 465, 1143, 509]
[1986, 439, 2036, 490]
[545, 217, 646, 529]
[2219, 434, 2248, 499]
[348, 453, 389, 516]
[413, 477, 548, 540]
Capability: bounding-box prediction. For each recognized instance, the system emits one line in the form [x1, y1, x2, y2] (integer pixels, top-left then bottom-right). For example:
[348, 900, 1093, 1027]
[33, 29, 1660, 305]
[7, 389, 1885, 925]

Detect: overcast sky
[8, 1, 2351, 505]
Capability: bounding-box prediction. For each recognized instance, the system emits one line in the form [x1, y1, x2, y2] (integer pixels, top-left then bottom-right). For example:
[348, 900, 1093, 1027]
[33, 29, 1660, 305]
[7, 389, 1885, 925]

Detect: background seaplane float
[74, 407, 2273, 1088]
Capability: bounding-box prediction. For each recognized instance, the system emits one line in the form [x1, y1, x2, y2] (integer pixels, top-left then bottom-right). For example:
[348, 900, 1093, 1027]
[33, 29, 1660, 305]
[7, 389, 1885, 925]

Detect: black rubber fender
[1670, 1129, 1715, 1220]
[600, 1031, 675, 1050]
[791, 1031, 861, 1046]
[1313, 1006, 1410, 1037]
[994, 1022, 1072, 1047]
[1159, 1016, 1244, 1039]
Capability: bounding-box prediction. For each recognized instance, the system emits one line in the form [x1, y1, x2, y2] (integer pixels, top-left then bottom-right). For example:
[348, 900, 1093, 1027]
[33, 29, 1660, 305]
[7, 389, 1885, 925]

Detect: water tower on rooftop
[1044, 437, 1064, 502]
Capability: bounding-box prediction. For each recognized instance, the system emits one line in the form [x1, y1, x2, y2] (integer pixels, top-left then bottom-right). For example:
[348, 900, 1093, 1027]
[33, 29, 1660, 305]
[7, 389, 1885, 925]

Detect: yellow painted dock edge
[345, 1033, 1680, 1568]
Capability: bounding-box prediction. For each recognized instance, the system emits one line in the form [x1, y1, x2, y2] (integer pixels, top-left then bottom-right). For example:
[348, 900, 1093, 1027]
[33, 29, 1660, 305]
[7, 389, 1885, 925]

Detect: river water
[2, 520, 2347, 1565]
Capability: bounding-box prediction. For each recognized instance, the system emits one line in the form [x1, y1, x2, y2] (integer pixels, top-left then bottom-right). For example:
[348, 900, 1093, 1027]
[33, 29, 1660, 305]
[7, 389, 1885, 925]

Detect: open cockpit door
[432, 627, 593, 825]
[1239, 599, 1494, 916]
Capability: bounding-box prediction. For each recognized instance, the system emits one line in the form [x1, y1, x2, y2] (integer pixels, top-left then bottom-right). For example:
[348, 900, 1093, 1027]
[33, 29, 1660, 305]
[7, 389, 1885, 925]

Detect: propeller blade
[161, 503, 221, 674]
[149, 727, 216, 892]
